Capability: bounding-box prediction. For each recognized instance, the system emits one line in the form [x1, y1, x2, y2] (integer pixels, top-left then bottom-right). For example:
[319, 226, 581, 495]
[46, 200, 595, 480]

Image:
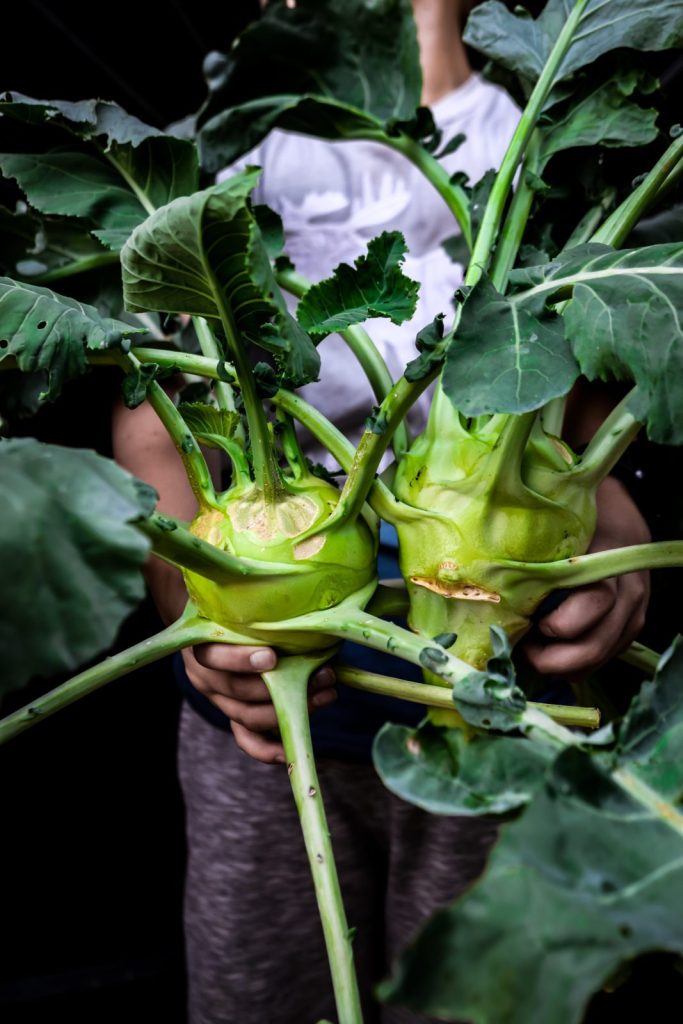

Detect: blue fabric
[175, 524, 424, 762]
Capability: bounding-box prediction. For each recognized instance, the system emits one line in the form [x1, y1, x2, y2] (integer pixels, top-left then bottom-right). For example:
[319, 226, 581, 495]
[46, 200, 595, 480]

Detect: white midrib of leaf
[513, 264, 683, 307]
[613, 765, 683, 840]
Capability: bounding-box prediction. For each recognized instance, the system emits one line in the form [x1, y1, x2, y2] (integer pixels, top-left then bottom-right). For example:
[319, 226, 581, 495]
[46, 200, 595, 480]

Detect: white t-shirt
[224, 73, 520, 465]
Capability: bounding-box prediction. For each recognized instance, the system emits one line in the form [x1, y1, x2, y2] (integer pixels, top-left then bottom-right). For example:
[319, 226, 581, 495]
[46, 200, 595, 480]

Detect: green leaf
[296, 232, 419, 337]
[0, 439, 156, 695]
[0, 206, 118, 281]
[537, 72, 659, 170]
[380, 641, 683, 1024]
[121, 361, 159, 408]
[121, 171, 320, 387]
[442, 276, 577, 416]
[197, 0, 421, 142]
[1, 94, 199, 250]
[178, 402, 241, 448]
[510, 243, 683, 443]
[464, 0, 683, 90]
[0, 277, 143, 400]
[373, 721, 552, 816]
[452, 626, 528, 733]
[404, 313, 446, 382]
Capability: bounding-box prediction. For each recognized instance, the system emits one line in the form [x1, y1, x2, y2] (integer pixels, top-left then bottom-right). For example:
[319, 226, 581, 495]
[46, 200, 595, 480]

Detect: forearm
[111, 393, 221, 624]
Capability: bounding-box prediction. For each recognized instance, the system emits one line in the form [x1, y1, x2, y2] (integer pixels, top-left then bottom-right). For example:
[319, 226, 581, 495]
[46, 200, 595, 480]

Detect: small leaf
[178, 402, 241, 448]
[297, 231, 419, 336]
[404, 313, 446, 382]
[122, 362, 159, 408]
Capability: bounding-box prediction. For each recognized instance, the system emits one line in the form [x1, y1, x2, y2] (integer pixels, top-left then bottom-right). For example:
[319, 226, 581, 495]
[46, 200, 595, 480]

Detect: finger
[538, 580, 616, 640]
[525, 600, 630, 676]
[209, 693, 281, 732]
[194, 643, 277, 674]
[204, 672, 272, 702]
[231, 720, 285, 765]
[309, 665, 336, 692]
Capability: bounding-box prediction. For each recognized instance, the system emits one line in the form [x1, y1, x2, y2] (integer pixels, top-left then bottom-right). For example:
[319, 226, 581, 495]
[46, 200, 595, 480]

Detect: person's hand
[182, 643, 337, 763]
[523, 476, 651, 678]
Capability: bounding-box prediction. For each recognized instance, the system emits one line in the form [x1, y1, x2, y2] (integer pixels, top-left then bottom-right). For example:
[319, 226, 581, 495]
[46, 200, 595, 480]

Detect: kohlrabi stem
[262, 655, 363, 1024]
[134, 360, 219, 511]
[130, 348, 237, 380]
[570, 389, 642, 486]
[276, 265, 409, 457]
[592, 133, 683, 248]
[335, 665, 600, 728]
[619, 641, 660, 676]
[563, 187, 617, 250]
[540, 396, 567, 437]
[317, 367, 442, 533]
[276, 409, 308, 480]
[29, 249, 121, 282]
[0, 608, 211, 746]
[509, 541, 683, 590]
[378, 134, 472, 246]
[139, 513, 310, 579]
[193, 316, 238, 413]
[489, 131, 541, 291]
[273, 388, 428, 525]
[482, 411, 538, 497]
[466, 0, 589, 287]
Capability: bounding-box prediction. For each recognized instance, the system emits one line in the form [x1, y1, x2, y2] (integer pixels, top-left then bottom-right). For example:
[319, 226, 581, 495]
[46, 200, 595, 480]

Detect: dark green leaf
[381, 641, 683, 1024]
[435, 131, 466, 160]
[0, 206, 117, 281]
[510, 243, 683, 443]
[121, 361, 159, 408]
[469, 169, 496, 241]
[0, 93, 164, 147]
[464, 0, 683, 90]
[442, 276, 577, 416]
[373, 721, 551, 816]
[0, 277, 143, 400]
[0, 439, 155, 694]
[121, 170, 320, 387]
[452, 626, 528, 732]
[178, 402, 241, 448]
[404, 313, 446, 383]
[297, 232, 419, 337]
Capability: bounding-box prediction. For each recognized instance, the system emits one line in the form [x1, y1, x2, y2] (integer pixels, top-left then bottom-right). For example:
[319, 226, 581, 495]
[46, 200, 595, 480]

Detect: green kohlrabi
[2, 2, 683, 1023]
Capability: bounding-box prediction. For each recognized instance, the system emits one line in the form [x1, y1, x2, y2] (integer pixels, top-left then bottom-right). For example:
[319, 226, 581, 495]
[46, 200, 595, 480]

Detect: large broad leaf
[381, 639, 683, 1024]
[510, 243, 683, 443]
[1, 94, 199, 250]
[0, 277, 143, 400]
[441, 276, 578, 416]
[198, 0, 423, 169]
[296, 232, 419, 337]
[374, 720, 552, 816]
[464, 0, 683, 90]
[121, 171, 320, 387]
[0, 440, 156, 695]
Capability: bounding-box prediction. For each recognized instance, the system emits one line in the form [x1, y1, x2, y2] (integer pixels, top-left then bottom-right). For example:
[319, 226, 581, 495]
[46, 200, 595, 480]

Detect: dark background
[1, 2, 682, 1023]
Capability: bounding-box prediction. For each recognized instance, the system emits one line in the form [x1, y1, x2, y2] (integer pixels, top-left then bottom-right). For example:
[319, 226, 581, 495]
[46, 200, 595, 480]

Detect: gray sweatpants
[178, 703, 496, 1024]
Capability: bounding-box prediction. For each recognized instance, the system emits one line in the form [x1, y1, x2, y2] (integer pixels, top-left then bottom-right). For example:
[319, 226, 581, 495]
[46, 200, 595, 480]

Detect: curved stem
[570, 390, 643, 486]
[618, 641, 660, 676]
[0, 608, 214, 746]
[29, 250, 121, 283]
[489, 131, 540, 292]
[262, 655, 363, 1024]
[139, 512, 310, 579]
[276, 265, 409, 457]
[466, 0, 589, 288]
[193, 316, 238, 413]
[377, 134, 471, 246]
[506, 541, 683, 590]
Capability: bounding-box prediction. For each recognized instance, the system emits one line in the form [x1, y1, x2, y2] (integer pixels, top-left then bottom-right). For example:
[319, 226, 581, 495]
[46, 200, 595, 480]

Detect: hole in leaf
[619, 924, 633, 938]
[0, 339, 8, 349]
[482, 718, 491, 727]
[36, 320, 47, 330]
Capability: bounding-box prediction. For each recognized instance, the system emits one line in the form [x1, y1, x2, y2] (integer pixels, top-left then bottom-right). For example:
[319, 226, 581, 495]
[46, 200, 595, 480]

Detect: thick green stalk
[0, 610, 213, 745]
[466, 0, 589, 287]
[593, 133, 683, 248]
[132, 348, 237, 379]
[376, 134, 471, 246]
[540, 396, 567, 437]
[506, 541, 683, 590]
[139, 513, 310, 579]
[276, 265, 409, 457]
[335, 664, 600, 728]
[570, 390, 643, 486]
[262, 655, 363, 1024]
[619, 641, 660, 676]
[563, 187, 617, 250]
[481, 411, 538, 498]
[193, 316, 238, 413]
[273, 388, 427, 525]
[143, 375, 220, 510]
[29, 250, 121, 282]
[489, 132, 541, 291]
[276, 409, 308, 480]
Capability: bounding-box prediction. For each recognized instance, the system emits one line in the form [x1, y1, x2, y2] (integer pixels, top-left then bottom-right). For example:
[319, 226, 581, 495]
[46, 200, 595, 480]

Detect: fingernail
[250, 649, 276, 671]
[312, 689, 337, 708]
